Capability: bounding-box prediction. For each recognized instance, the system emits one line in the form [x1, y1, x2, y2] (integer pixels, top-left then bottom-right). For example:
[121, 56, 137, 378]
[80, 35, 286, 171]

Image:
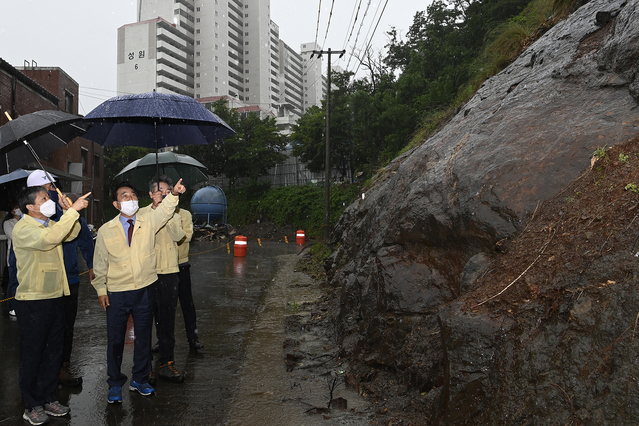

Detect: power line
[314, 0, 322, 47]
[342, 0, 363, 52]
[345, 0, 372, 71]
[321, 0, 337, 49]
[351, 0, 390, 77]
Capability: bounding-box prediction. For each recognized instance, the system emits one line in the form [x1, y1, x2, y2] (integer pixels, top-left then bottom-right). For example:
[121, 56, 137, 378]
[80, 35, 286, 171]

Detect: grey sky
[1, 0, 422, 115]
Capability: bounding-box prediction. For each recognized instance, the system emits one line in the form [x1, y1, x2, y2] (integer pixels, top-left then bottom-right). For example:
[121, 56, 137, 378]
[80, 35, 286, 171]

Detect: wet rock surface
[326, 1, 639, 424]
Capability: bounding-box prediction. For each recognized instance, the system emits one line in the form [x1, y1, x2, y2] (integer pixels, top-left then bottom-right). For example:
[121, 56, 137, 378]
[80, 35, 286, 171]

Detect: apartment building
[118, 0, 325, 121]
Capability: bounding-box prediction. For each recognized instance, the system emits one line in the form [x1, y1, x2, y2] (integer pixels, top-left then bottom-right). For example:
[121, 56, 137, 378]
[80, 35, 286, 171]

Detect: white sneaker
[8, 310, 15, 316]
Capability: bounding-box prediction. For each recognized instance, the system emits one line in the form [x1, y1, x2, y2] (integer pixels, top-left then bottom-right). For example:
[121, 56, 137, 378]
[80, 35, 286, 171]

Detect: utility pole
[310, 48, 345, 241]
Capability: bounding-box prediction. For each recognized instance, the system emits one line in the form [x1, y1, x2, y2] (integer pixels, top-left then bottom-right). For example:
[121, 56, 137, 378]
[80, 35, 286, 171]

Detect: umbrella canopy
[0, 110, 89, 174]
[83, 92, 235, 149]
[115, 152, 209, 192]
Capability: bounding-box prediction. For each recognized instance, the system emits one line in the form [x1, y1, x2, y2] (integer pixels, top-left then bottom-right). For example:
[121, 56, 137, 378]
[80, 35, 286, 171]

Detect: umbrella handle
[5, 112, 13, 121]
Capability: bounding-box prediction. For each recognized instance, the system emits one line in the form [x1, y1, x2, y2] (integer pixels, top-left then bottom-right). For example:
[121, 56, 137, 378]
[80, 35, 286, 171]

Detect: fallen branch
[472, 226, 557, 308]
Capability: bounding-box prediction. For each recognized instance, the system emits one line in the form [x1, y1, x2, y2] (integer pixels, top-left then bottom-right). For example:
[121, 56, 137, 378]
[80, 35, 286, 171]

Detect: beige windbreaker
[13, 208, 81, 301]
[91, 193, 179, 296]
[176, 208, 193, 265]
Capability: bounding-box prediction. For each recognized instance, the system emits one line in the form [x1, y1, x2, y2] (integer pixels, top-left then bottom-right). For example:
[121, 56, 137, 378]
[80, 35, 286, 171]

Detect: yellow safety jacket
[13, 209, 81, 301]
[91, 194, 178, 296]
[176, 208, 193, 265]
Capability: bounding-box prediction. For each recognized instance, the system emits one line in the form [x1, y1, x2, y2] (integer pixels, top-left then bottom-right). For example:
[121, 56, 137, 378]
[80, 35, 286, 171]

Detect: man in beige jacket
[143, 175, 186, 384]
[92, 179, 185, 404]
[13, 185, 90, 425]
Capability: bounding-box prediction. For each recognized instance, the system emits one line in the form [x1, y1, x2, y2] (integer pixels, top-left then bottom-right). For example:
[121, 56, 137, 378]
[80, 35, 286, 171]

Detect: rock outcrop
[328, 0, 639, 423]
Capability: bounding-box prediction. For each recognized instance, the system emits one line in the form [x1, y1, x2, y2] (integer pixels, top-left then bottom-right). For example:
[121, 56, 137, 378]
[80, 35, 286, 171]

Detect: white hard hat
[26, 169, 56, 187]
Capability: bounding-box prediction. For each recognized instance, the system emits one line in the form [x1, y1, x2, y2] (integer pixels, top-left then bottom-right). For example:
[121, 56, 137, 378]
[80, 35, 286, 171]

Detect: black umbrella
[115, 152, 209, 193]
[83, 92, 235, 186]
[0, 169, 58, 211]
[0, 110, 89, 175]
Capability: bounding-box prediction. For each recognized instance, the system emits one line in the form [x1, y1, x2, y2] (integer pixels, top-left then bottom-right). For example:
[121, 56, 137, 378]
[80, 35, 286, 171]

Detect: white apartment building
[117, 0, 326, 121]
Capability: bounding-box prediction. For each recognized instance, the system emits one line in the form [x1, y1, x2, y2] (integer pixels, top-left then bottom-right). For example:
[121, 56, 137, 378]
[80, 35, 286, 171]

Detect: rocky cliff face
[328, 0, 639, 423]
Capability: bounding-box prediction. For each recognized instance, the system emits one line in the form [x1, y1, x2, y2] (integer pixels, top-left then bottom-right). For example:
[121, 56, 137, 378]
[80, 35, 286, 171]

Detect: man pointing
[92, 179, 185, 404]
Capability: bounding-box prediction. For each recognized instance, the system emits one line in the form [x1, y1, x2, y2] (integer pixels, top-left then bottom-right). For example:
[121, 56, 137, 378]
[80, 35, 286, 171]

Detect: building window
[64, 91, 74, 113]
[244, 23, 249, 27]
[215, 88, 219, 93]
[215, 10, 218, 16]
[196, 6, 200, 11]
[245, 41, 249, 45]
[196, 51, 200, 56]
[245, 69, 249, 73]
[246, 88, 249, 92]
[245, 13, 248, 17]
[215, 56, 218, 61]
[245, 50, 249, 54]
[93, 154, 100, 177]
[196, 18, 200, 22]
[215, 22, 219, 28]
[196, 83, 200, 88]
[215, 32, 218, 38]
[215, 44, 218, 50]
[196, 29, 200, 34]
[245, 60, 249, 64]
[245, 78, 249, 83]
[245, 32, 248, 36]
[215, 66, 218, 72]
[81, 148, 88, 175]
[196, 40, 200, 45]
[245, 4, 248, 7]
[215, 77, 218, 82]
[196, 62, 200, 66]
[196, 72, 200, 77]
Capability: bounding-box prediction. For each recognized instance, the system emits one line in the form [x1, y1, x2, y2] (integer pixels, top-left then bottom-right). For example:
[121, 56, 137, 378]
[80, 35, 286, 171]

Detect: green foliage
[619, 153, 629, 163]
[226, 182, 361, 237]
[625, 183, 638, 193]
[593, 146, 608, 160]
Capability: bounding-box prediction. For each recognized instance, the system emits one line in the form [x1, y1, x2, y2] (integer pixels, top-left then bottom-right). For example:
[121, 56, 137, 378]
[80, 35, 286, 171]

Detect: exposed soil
[465, 136, 639, 310]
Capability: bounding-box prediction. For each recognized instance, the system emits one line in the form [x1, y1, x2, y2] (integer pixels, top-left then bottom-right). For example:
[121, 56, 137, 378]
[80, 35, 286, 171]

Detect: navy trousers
[62, 283, 79, 364]
[155, 273, 179, 365]
[16, 297, 65, 409]
[178, 264, 199, 341]
[106, 284, 156, 388]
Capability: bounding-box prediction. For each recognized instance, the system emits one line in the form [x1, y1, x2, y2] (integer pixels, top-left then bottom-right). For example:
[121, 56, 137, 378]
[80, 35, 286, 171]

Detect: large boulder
[329, 0, 639, 422]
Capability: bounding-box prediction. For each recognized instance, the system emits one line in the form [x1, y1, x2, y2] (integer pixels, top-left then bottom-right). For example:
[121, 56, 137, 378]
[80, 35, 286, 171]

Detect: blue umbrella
[83, 92, 235, 149]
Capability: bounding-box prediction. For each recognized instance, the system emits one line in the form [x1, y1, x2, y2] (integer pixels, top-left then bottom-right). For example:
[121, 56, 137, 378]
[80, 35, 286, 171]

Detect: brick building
[0, 58, 104, 226]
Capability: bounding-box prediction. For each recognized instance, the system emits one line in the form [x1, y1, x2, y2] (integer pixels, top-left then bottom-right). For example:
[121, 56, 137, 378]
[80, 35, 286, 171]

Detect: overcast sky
[1, 0, 424, 115]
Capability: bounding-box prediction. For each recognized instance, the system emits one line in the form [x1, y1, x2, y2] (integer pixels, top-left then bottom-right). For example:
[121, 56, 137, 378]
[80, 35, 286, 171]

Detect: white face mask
[119, 200, 139, 216]
[39, 199, 57, 218]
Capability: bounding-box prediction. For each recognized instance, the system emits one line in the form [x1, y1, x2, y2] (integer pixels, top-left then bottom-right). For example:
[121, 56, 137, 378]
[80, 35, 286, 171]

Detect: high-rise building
[118, 0, 325, 121]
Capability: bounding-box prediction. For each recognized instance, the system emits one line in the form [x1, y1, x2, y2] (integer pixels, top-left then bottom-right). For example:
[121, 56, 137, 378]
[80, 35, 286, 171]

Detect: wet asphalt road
[0, 239, 302, 425]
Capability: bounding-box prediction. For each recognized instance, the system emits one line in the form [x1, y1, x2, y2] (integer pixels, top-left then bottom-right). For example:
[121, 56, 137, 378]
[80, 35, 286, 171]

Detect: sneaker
[22, 406, 49, 425]
[129, 380, 155, 396]
[158, 361, 185, 383]
[189, 338, 204, 351]
[8, 310, 15, 316]
[44, 401, 69, 417]
[107, 386, 122, 404]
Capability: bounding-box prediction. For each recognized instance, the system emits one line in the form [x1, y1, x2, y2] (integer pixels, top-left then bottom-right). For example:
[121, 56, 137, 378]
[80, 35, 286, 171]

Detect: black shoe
[59, 364, 83, 387]
[189, 338, 204, 351]
[152, 342, 159, 353]
[158, 361, 185, 383]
